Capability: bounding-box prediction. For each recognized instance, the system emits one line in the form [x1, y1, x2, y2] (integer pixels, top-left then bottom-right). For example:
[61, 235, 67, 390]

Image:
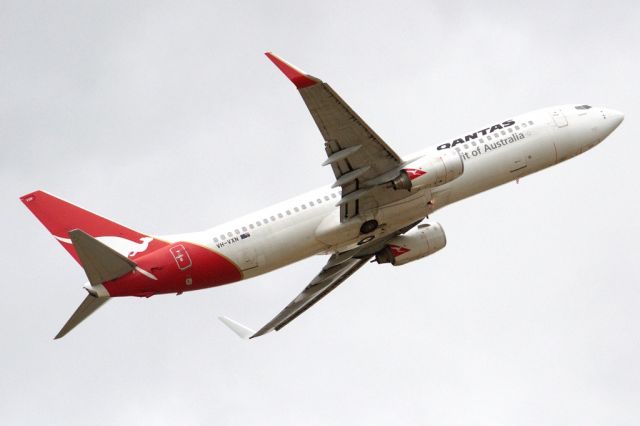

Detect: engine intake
[375, 222, 446, 266]
[392, 151, 464, 191]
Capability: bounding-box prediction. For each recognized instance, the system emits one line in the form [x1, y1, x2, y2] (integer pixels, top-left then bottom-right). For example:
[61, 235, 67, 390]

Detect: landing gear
[360, 219, 378, 234]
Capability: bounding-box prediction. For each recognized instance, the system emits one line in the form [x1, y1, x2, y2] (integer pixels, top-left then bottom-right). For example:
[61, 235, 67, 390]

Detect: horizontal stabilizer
[69, 229, 136, 286]
[218, 316, 256, 340]
[55, 295, 109, 339]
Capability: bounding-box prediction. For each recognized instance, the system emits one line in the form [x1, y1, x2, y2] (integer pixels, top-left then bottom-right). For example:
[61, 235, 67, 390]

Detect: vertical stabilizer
[19, 190, 166, 264]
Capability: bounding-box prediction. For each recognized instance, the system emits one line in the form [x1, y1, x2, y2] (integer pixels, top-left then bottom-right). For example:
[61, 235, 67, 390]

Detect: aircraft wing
[254, 255, 371, 338]
[220, 254, 370, 339]
[266, 52, 413, 221]
[219, 222, 419, 339]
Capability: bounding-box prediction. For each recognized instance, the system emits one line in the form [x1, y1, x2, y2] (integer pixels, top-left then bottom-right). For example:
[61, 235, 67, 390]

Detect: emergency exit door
[551, 109, 568, 127]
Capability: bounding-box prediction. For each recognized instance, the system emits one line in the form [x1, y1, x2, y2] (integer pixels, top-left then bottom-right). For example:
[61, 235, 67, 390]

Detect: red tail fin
[20, 190, 166, 264]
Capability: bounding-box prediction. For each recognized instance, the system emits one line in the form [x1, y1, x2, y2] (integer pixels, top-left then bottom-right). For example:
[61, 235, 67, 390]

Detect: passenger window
[515, 125, 520, 130]
[521, 123, 527, 128]
[256, 221, 261, 227]
[331, 193, 337, 199]
[278, 213, 283, 218]
[221, 235, 226, 240]
[234, 229, 240, 235]
[301, 204, 307, 210]
[263, 219, 268, 224]
[463, 144, 469, 149]
[471, 141, 477, 147]
[270, 216, 275, 221]
[528, 120, 534, 125]
[507, 128, 513, 133]
[286, 210, 292, 215]
[501, 130, 506, 135]
[487, 135, 492, 141]
[317, 198, 322, 204]
[227, 232, 233, 238]
[294, 207, 300, 212]
[324, 196, 330, 201]
[213, 237, 219, 243]
[310, 201, 315, 207]
[242, 226, 247, 232]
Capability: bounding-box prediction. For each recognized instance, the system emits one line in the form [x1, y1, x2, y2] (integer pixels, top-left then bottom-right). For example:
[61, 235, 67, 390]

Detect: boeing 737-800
[21, 52, 624, 339]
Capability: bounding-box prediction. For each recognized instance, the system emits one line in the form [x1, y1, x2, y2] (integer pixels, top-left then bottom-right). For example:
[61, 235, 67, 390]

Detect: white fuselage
[164, 105, 623, 279]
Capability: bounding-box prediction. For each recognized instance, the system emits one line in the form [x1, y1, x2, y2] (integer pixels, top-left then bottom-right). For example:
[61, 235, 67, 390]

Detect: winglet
[265, 52, 319, 89]
[218, 316, 256, 340]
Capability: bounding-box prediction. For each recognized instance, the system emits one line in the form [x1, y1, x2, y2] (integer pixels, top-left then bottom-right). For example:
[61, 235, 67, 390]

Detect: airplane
[20, 52, 624, 340]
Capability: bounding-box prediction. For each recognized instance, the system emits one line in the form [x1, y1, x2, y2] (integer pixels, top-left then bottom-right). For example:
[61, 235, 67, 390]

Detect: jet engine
[392, 151, 463, 191]
[375, 222, 446, 266]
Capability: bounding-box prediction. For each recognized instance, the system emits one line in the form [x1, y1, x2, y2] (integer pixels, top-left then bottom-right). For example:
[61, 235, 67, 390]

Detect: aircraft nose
[605, 108, 625, 130]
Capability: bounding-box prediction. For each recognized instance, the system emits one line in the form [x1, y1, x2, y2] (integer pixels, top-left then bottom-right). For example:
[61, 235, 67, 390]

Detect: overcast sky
[2, 1, 639, 425]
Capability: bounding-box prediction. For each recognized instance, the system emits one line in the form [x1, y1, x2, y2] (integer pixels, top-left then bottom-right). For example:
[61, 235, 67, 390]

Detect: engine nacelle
[392, 151, 463, 191]
[375, 222, 446, 266]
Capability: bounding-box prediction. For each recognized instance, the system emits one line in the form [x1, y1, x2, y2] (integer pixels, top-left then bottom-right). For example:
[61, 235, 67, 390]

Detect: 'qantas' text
[437, 120, 515, 150]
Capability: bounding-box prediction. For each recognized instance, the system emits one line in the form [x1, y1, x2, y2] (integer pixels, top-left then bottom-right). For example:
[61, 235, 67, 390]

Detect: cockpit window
[575, 105, 592, 110]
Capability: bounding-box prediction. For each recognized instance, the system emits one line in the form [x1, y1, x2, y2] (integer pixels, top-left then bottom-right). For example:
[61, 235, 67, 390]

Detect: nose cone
[591, 108, 624, 146]
[591, 108, 624, 149]
[602, 108, 624, 137]
[605, 108, 625, 133]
